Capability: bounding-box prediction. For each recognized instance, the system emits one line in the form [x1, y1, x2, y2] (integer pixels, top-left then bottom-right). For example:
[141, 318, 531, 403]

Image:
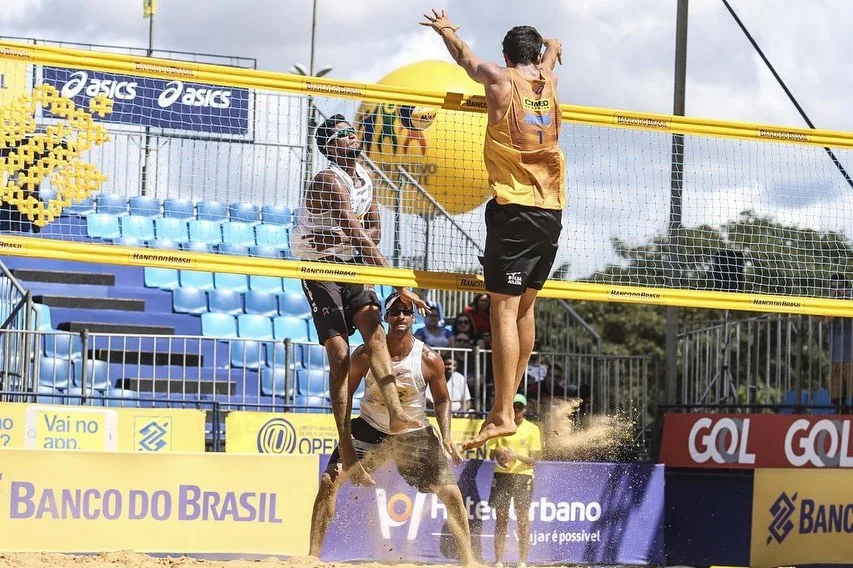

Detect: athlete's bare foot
[389, 409, 423, 433]
[462, 408, 517, 450]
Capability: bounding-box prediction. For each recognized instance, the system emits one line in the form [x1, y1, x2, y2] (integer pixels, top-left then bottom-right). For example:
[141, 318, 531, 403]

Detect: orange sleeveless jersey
[483, 67, 566, 210]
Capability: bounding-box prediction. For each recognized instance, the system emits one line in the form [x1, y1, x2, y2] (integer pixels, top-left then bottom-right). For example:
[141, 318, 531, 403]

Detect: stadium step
[33, 294, 146, 312]
[57, 321, 175, 335]
[90, 348, 202, 368]
[10, 268, 115, 286]
[116, 377, 234, 396]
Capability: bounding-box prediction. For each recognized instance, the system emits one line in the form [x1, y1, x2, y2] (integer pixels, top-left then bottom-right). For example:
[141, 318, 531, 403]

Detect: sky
[2, 0, 852, 279]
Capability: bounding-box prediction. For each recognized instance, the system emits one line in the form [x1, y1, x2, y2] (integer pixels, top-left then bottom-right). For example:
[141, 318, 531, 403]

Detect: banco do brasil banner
[0, 449, 316, 556]
[41, 66, 250, 135]
[319, 456, 665, 566]
[660, 413, 853, 469]
[751, 468, 853, 567]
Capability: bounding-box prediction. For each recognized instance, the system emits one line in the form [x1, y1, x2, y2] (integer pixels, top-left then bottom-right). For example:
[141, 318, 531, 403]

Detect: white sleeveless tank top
[359, 338, 430, 435]
[289, 161, 373, 262]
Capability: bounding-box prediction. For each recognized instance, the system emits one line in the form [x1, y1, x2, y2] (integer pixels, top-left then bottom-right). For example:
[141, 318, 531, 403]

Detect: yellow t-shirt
[487, 419, 542, 477]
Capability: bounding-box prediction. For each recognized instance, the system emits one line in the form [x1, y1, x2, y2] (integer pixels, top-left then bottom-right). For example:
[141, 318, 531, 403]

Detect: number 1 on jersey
[538, 130, 543, 144]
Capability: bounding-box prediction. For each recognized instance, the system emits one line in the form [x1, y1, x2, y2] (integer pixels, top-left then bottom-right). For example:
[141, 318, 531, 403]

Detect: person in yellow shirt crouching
[487, 393, 542, 568]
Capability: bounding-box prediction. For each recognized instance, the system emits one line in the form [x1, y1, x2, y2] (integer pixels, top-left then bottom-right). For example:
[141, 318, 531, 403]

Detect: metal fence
[678, 312, 848, 411]
[0, 327, 654, 441]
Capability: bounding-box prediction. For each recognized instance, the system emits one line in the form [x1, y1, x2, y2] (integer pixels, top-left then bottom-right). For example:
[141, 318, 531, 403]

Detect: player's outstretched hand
[395, 287, 431, 317]
[419, 8, 459, 35]
[443, 437, 464, 467]
[343, 461, 375, 487]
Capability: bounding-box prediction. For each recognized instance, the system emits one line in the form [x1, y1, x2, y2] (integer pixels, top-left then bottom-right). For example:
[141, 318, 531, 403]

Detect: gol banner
[0, 449, 316, 555]
[226, 411, 488, 459]
[0, 402, 205, 452]
[751, 468, 853, 567]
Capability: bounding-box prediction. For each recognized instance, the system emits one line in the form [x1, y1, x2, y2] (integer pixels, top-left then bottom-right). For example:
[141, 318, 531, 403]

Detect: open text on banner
[660, 413, 853, 469]
[0, 402, 205, 452]
[751, 468, 853, 568]
[0, 449, 317, 556]
[318, 456, 664, 566]
[225, 411, 489, 460]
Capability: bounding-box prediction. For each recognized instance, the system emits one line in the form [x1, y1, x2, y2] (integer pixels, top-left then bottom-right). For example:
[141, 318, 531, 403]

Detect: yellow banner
[0, 449, 316, 555]
[0, 60, 27, 107]
[0, 402, 205, 452]
[226, 411, 488, 460]
[750, 468, 853, 568]
[143, 0, 157, 17]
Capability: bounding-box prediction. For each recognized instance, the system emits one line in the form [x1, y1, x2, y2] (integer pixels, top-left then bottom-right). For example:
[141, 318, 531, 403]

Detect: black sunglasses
[387, 308, 414, 317]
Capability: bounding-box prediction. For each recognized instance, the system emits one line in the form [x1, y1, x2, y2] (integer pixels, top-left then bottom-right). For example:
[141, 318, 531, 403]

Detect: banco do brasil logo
[767, 492, 797, 544]
[257, 418, 297, 454]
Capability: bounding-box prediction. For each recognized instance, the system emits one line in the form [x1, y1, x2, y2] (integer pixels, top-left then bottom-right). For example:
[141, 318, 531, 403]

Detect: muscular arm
[363, 199, 381, 246]
[539, 38, 563, 74]
[437, 27, 505, 87]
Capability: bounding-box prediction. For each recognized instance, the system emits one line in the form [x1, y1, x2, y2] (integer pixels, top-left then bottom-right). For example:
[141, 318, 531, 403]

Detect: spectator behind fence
[465, 293, 491, 336]
[828, 273, 853, 412]
[427, 354, 472, 414]
[414, 305, 455, 348]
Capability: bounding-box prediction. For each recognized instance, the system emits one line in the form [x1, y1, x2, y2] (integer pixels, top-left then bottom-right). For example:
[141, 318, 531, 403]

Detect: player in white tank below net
[309, 293, 475, 566]
[290, 114, 430, 488]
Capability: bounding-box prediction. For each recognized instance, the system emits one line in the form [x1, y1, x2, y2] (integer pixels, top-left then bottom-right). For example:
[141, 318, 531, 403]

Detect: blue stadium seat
[254, 224, 290, 248]
[197, 201, 228, 222]
[129, 196, 162, 217]
[274, 316, 310, 341]
[164, 198, 195, 220]
[65, 386, 104, 406]
[154, 217, 189, 243]
[300, 344, 328, 369]
[113, 236, 142, 247]
[42, 333, 83, 360]
[96, 194, 128, 215]
[39, 186, 58, 203]
[86, 214, 121, 239]
[188, 219, 222, 244]
[149, 238, 178, 250]
[207, 289, 243, 315]
[278, 291, 310, 317]
[222, 222, 256, 247]
[230, 340, 265, 369]
[144, 267, 179, 290]
[180, 241, 211, 253]
[74, 359, 110, 390]
[245, 290, 279, 317]
[249, 245, 281, 259]
[237, 314, 274, 340]
[229, 202, 261, 224]
[249, 275, 283, 294]
[282, 278, 303, 294]
[38, 356, 77, 389]
[217, 243, 250, 256]
[120, 216, 155, 240]
[179, 270, 215, 290]
[103, 388, 143, 408]
[265, 341, 288, 368]
[172, 287, 208, 314]
[34, 384, 62, 405]
[261, 367, 293, 397]
[292, 394, 328, 414]
[200, 313, 238, 338]
[65, 197, 95, 216]
[297, 368, 330, 397]
[214, 272, 249, 292]
[262, 204, 292, 226]
[812, 388, 834, 415]
[32, 303, 52, 330]
[781, 389, 810, 414]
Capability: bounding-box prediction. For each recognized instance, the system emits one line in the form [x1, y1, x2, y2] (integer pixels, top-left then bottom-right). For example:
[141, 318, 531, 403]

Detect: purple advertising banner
[318, 455, 664, 566]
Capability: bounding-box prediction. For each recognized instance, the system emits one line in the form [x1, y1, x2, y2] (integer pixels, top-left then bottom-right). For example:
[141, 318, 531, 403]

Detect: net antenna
[699, 250, 746, 405]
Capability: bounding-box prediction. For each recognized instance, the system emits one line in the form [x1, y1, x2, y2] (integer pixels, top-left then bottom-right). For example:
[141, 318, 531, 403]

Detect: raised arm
[539, 38, 563, 73]
[420, 9, 504, 87]
[423, 347, 463, 466]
